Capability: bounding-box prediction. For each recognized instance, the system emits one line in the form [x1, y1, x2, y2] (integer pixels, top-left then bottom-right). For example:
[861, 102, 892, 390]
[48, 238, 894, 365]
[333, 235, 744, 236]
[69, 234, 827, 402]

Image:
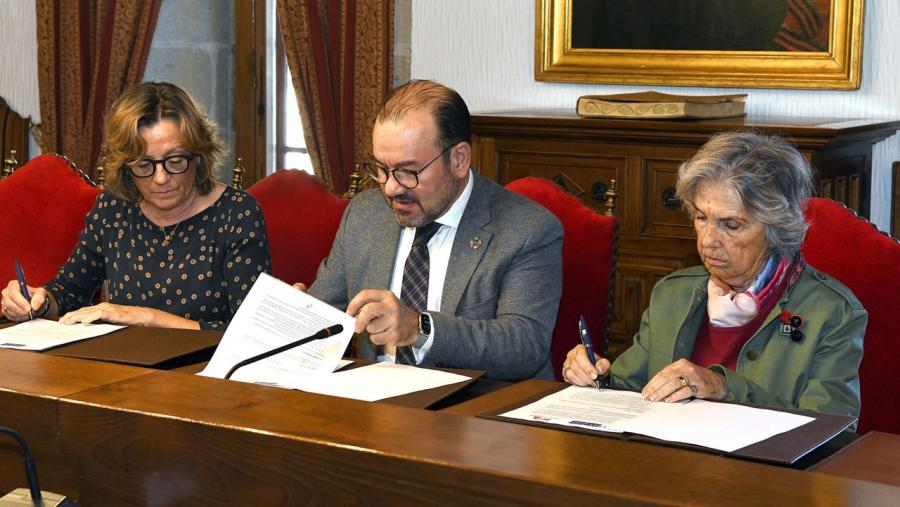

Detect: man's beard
[388, 176, 463, 228]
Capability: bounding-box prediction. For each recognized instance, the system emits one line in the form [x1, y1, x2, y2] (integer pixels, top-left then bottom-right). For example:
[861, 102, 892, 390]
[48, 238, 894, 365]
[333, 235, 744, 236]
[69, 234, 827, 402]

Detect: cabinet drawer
[641, 158, 694, 238]
[497, 151, 624, 214]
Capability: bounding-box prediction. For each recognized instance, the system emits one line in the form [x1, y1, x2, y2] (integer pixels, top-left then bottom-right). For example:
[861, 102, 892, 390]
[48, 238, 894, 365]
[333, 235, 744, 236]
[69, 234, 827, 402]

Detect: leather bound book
[577, 91, 747, 119]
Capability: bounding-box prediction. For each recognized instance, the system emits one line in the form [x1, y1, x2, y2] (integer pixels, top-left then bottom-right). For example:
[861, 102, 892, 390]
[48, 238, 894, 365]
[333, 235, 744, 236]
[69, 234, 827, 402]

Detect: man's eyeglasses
[128, 153, 196, 178]
[362, 147, 451, 189]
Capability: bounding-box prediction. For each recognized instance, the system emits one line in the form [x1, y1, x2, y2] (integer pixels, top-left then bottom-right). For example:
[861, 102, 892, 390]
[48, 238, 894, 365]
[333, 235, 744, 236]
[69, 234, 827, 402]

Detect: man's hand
[346, 289, 419, 347]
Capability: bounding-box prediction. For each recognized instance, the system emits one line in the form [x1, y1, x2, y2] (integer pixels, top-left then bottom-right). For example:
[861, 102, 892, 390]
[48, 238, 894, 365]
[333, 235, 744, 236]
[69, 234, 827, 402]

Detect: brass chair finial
[343, 164, 365, 199]
[95, 156, 107, 189]
[232, 158, 246, 189]
[1, 149, 19, 179]
[604, 178, 618, 217]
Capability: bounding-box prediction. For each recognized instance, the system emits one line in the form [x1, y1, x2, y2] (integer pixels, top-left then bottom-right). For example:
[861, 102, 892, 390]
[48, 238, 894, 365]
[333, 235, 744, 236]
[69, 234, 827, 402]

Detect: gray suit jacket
[309, 172, 563, 380]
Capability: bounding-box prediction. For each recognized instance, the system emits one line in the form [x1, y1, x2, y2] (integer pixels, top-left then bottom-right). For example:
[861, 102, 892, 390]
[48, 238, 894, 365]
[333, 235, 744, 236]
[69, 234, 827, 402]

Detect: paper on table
[199, 273, 355, 381]
[500, 387, 813, 452]
[0, 318, 125, 351]
[255, 362, 471, 402]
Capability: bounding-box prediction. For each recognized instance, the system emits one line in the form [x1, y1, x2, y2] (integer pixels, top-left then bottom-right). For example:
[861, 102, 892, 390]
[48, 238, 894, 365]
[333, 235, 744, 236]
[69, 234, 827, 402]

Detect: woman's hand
[562, 344, 611, 386]
[642, 358, 726, 402]
[59, 303, 201, 329]
[59, 303, 156, 326]
[1, 280, 53, 322]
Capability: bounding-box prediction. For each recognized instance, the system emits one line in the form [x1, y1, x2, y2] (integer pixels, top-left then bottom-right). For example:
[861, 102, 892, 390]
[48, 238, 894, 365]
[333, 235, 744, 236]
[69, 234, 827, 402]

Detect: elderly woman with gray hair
[563, 132, 866, 418]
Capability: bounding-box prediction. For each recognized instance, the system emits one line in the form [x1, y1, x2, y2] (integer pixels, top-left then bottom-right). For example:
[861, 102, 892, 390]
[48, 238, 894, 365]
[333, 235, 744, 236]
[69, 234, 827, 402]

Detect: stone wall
[144, 0, 235, 181]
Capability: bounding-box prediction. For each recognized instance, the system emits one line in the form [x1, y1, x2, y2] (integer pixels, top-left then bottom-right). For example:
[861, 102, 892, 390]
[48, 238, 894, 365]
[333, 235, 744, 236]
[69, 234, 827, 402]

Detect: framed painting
[535, 0, 864, 89]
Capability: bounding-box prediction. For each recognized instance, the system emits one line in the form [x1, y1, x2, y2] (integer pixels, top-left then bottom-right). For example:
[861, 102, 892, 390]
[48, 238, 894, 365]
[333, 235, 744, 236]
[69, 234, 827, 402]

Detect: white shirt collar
[431, 169, 474, 230]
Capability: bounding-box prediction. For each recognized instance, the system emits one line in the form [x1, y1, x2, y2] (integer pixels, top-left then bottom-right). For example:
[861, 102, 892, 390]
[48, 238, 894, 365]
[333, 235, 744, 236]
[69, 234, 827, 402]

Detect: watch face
[419, 313, 432, 335]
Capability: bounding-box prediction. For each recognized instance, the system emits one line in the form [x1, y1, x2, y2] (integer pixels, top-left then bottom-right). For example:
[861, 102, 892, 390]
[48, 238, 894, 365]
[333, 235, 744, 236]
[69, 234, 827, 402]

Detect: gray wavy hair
[675, 132, 813, 259]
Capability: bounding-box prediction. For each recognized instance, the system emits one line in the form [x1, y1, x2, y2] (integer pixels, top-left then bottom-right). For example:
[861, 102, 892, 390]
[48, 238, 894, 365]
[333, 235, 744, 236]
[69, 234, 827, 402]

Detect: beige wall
[410, 0, 900, 232]
[0, 0, 40, 158]
[144, 0, 235, 180]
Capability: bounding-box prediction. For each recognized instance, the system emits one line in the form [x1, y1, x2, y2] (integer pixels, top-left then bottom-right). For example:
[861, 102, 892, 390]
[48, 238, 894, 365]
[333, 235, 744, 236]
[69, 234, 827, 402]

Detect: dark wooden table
[1, 350, 899, 505]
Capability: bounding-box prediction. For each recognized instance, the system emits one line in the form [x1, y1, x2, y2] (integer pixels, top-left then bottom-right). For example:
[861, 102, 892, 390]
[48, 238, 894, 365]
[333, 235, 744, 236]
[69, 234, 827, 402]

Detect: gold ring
[689, 385, 698, 397]
[563, 365, 571, 378]
[676, 375, 689, 388]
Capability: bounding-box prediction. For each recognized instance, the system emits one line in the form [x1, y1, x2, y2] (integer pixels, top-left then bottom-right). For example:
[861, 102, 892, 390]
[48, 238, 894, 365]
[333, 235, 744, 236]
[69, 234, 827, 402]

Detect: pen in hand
[14, 259, 33, 320]
[578, 314, 603, 390]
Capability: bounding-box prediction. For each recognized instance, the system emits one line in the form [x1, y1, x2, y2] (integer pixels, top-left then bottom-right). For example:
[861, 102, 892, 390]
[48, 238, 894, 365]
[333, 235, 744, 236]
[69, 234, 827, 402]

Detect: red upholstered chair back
[247, 170, 349, 286]
[0, 154, 99, 286]
[506, 177, 617, 381]
[802, 198, 900, 434]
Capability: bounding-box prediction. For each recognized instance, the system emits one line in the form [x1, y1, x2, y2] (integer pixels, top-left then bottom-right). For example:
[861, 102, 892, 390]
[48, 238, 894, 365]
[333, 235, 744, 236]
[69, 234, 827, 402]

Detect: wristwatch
[415, 312, 432, 348]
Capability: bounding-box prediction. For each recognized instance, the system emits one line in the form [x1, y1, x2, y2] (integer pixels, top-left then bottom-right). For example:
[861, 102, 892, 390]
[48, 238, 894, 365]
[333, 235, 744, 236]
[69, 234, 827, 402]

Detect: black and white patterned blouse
[46, 186, 271, 330]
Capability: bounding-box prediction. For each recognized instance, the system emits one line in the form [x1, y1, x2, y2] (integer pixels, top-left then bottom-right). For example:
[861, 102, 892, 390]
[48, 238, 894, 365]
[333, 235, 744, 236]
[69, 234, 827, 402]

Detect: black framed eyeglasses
[362, 146, 451, 189]
[128, 153, 196, 178]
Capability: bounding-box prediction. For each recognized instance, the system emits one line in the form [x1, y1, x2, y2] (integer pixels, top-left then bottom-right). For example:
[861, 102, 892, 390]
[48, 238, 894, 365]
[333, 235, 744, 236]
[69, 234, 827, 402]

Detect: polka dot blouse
[45, 186, 271, 330]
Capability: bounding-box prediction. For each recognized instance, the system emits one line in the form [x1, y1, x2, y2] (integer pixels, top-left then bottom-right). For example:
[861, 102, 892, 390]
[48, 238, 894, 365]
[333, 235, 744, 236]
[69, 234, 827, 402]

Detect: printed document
[200, 273, 355, 381]
[263, 362, 471, 402]
[0, 318, 124, 351]
[500, 387, 813, 452]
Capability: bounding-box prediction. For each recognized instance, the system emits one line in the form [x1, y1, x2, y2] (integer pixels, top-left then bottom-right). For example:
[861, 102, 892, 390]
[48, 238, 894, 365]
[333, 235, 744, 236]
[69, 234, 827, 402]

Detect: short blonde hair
[103, 82, 225, 202]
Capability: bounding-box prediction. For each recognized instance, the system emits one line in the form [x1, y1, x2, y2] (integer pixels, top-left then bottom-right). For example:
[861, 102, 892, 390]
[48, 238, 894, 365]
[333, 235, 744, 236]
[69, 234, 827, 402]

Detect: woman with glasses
[1, 81, 270, 330]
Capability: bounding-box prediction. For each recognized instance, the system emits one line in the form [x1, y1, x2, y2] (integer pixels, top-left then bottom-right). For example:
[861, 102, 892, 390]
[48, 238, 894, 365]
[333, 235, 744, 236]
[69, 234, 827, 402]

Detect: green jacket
[611, 265, 866, 419]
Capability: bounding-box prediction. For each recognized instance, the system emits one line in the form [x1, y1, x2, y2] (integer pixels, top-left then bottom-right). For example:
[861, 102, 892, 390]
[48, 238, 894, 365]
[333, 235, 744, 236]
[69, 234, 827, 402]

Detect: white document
[0, 318, 125, 351]
[260, 362, 471, 402]
[500, 387, 813, 452]
[199, 273, 355, 382]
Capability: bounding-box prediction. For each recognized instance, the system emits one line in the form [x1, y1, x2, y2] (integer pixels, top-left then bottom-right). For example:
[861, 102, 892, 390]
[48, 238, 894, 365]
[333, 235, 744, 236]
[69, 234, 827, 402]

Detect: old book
[577, 91, 747, 119]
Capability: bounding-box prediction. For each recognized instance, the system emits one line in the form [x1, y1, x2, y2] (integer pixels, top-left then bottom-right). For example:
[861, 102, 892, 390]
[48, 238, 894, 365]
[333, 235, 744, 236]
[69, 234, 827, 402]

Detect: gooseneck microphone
[0, 427, 42, 505]
[224, 324, 344, 380]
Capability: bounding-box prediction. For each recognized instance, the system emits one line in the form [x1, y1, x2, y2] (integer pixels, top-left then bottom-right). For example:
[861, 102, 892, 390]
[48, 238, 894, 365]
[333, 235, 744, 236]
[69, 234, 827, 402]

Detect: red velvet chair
[802, 198, 900, 434]
[506, 177, 617, 381]
[0, 154, 100, 288]
[247, 169, 349, 286]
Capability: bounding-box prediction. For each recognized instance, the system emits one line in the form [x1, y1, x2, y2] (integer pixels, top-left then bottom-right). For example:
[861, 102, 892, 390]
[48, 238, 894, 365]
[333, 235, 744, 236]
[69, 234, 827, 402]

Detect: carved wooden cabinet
[471, 110, 899, 358]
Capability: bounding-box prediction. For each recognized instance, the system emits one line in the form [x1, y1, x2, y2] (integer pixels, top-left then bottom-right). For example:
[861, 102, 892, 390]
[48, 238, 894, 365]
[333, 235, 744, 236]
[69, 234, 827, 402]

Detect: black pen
[14, 259, 33, 320]
[578, 315, 602, 390]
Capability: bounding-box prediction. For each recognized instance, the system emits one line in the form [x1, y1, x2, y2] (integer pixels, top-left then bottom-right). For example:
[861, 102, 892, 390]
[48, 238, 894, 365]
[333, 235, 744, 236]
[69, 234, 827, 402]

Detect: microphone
[224, 324, 344, 380]
[0, 426, 74, 506]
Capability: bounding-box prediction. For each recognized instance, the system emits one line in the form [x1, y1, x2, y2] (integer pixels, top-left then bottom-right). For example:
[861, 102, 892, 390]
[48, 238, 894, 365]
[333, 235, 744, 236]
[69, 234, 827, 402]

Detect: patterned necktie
[396, 221, 442, 365]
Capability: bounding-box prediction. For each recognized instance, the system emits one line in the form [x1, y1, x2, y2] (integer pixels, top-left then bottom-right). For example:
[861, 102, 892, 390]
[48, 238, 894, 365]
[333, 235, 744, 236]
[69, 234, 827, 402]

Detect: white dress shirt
[380, 170, 475, 364]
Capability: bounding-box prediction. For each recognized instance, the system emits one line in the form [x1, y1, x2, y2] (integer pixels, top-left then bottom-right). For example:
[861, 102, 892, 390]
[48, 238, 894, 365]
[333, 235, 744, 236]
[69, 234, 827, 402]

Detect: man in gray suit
[308, 80, 562, 380]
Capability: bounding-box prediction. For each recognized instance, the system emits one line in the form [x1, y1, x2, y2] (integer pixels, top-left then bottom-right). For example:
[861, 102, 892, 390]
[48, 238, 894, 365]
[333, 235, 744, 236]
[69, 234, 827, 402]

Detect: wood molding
[234, 0, 267, 187]
[893, 161, 900, 237]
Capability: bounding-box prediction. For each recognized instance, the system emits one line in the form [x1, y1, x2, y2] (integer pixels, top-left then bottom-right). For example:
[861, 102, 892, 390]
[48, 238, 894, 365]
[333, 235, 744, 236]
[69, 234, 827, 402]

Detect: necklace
[147, 191, 201, 248]
[161, 222, 182, 246]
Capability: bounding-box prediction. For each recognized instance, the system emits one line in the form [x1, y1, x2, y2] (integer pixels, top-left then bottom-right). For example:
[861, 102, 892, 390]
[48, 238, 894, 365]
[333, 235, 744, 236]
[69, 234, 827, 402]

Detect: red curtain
[278, 0, 393, 194]
[36, 0, 161, 178]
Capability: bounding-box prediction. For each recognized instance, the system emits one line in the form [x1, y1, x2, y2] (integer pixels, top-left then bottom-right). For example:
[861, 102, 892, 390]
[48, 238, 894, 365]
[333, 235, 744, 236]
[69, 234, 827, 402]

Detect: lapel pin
[469, 237, 483, 250]
[778, 310, 804, 342]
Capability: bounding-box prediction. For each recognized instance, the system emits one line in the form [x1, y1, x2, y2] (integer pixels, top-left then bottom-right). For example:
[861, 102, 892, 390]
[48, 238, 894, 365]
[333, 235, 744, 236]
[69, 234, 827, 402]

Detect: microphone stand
[224, 324, 344, 380]
[0, 427, 42, 506]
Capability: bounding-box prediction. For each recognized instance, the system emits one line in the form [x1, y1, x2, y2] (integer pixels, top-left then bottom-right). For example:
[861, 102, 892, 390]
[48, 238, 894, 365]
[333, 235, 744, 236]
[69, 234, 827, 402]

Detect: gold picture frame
[535, 0, 864, 90]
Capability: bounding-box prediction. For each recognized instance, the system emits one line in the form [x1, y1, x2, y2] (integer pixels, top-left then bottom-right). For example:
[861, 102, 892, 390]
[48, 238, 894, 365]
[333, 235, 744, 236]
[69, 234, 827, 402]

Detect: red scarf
[691, 257, 805, 369]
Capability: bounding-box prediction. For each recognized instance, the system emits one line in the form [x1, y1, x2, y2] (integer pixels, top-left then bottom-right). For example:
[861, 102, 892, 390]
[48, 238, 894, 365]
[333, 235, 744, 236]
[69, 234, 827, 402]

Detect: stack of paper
[0, 319, 124, 351]
[200, 273, 469, 401]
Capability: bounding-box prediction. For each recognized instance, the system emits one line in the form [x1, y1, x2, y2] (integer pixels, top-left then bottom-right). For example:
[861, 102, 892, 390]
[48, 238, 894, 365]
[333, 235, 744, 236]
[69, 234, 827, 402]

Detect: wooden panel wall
[0, 96, 30, 167]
